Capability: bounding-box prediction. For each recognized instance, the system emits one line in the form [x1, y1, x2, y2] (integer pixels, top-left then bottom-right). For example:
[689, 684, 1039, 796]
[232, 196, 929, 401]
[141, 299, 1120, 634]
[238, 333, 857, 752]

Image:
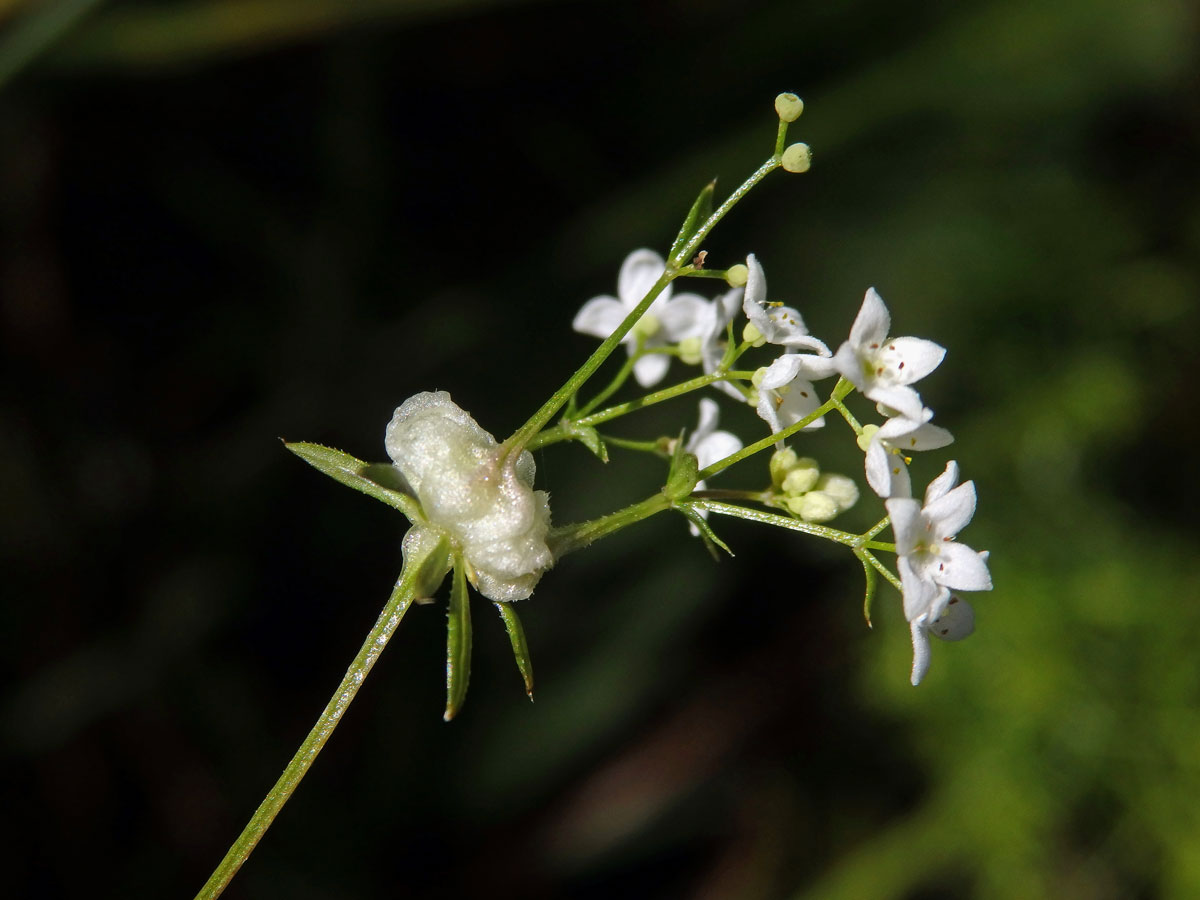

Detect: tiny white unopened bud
[786, 490, 838, 522]
[781, 142, 812, 174]
[815, 473, 859, 511]
[930, 596, 975, 641]
[678, 336, 703, 365]
[726, 263, 749, 287]
[781, 459, 820, 495]
[774, 93, 804, 123]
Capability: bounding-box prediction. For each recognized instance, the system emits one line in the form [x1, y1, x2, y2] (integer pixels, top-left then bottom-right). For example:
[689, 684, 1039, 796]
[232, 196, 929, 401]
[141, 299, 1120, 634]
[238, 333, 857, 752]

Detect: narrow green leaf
[669, 179, 716, 263]
[680, 507, 734, 561]
[569, 423, 608, 463]
[494, 602, 534, 700]
[284, 441, 422, 521]
[443, 562, 472, 721]
[855, 548, 878, 628]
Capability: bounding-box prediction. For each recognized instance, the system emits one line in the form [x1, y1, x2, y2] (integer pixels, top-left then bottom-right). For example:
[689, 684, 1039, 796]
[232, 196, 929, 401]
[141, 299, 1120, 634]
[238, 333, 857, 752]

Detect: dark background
[3, 0, 1199, 897]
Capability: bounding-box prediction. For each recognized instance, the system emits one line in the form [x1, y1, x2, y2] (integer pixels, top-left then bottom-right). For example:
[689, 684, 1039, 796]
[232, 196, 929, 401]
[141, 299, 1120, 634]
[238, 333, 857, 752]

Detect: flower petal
[632, 352, 670, 388]
[924, 480, 977, 538]
[910, 615, 933, 686]
[658, 292, 710, 340]
[743, 253, 767, 310]
[924, 460, 960, 505]
[929, 595, 975, 641]
[618, 249, 668, 308]
[863, 383, 926, 421]
[849, 287, 890, 347]
[572, 296, 628, 339]
[694, 431, 743, 470]
[865, 438, 910, 498]
[933, 542, 993, 592]
[885, 497, 924, 556]
[884, 336, 946, 384]
[691, 397, 720, 443]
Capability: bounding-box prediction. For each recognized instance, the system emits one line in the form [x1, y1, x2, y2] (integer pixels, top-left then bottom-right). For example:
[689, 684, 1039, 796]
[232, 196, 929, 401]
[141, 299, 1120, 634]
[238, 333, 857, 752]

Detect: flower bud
[725, 263, 749, 287]
[743, 322, 766, 347]
[769, 447, 799, 488]
[781, 458, 820, 495]
[774, 93, 804, 122]
[930, 596, 975, 641]
[815, 472, 859, 511]
[856, 423, 880, 452]
[678, 336, 703, 365]
[781, 142, 812, 174]
[786, 490, 838, 522]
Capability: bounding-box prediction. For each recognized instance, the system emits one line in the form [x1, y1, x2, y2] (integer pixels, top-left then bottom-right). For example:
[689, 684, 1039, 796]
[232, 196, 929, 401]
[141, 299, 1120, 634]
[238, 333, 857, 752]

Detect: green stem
[575, 341, 642, 418]
[547, 492, 672, 559]
[697, 378, 855, 481]
[861, 549, 903, 592]
[684, 498, 865, 546]
[503, 271, 674, 458]
[529, 371, 748, 450]
[832, 396, 864, 434]
[193, 571, 420, 900]
[672, 155, 781, 267]
[601, 434, 667, 455]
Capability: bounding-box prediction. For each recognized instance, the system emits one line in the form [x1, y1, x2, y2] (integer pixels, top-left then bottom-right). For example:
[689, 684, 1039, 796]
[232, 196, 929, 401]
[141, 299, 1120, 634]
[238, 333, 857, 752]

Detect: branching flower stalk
[194, 93, 993, 899]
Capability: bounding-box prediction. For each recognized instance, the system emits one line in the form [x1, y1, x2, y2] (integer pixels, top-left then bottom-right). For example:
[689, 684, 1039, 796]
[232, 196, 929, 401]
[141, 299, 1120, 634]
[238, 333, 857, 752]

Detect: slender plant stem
[576, 345, 640, 418]
[672, 154, 783, 267]
[547, 492, 672, 559]
[528, 371, 746, 450]
[685, 499, 864, 546]
[697, 378, 855, 481]
[193, 571, 420, 900]
[502, 271, 673, 458]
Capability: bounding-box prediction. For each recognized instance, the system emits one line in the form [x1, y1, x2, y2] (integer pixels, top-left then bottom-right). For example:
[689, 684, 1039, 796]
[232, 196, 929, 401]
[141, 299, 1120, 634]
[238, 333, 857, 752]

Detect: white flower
[697, 286, 746, 400]
[832, 288, 945, 421]
[683, 398, 743, 534]
[753, 352, 837, 438]
[742, 254, 830, 352]
[885, 461, 992, 685]
[385, 391, 553, 603]
[861, 413, 954, 499]
[573, 248, 709, 388]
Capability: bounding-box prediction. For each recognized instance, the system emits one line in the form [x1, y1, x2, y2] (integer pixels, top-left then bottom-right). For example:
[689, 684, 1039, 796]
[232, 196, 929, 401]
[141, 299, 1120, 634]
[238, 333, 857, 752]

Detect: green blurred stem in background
[193, 564, 422, 900]
[0, 0, 105, 90]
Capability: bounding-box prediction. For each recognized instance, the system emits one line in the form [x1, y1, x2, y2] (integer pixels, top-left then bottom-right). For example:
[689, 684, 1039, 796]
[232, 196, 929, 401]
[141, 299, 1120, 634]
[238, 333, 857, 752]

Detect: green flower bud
[781, 142, 812, 174]
[786, 490, 838, 523]
[743, 321, 766, 347]
[678, 336, 703, 365]
[725, 263, 749, 287]
[781, 458, 820, 495]
[769, 447, 799, 488]
[774, 93, 804, 123]
[856, 423, 880, 452]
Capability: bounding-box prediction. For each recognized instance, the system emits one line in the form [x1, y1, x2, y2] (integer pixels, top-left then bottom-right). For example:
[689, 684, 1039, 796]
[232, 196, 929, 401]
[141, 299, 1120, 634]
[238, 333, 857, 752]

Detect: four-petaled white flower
[573, 248, 709, 388]
[684, 398, 743, 534]
[386, 392, 553, 603]
[861, 412, 954, 499]
[742, 254, 831, 351]
[754, 351, 837, 439]
[885, 461, 992, 685]
[833, 288, 946, 421]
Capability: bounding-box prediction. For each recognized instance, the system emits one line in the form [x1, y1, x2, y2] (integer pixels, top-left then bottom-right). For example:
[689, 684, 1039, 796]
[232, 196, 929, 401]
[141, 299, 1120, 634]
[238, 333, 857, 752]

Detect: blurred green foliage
[1, 0, 1197, 898]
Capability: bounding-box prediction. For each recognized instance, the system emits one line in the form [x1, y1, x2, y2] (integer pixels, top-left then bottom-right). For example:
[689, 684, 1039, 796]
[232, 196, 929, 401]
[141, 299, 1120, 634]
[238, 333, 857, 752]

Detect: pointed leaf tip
[495, 601, 535, 701]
